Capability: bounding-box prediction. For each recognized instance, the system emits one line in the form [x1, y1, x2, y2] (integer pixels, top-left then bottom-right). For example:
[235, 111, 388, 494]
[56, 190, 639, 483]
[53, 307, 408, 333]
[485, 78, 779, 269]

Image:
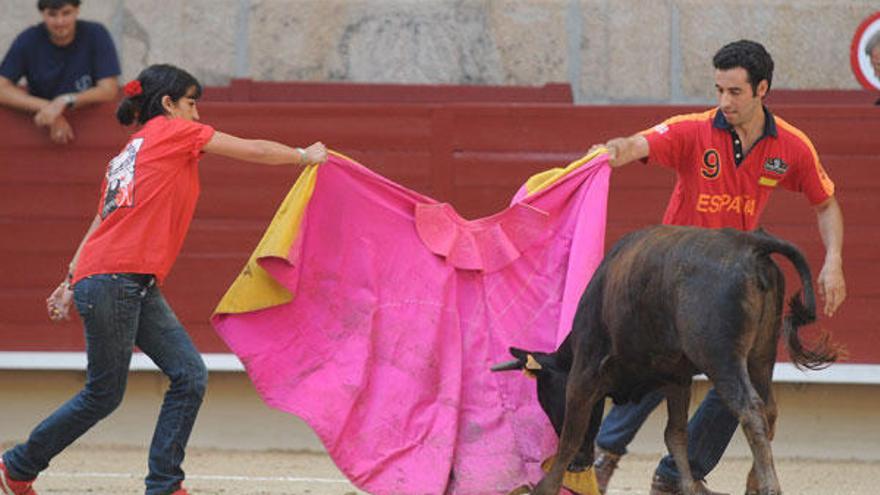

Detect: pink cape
[211, 152, 610, 494]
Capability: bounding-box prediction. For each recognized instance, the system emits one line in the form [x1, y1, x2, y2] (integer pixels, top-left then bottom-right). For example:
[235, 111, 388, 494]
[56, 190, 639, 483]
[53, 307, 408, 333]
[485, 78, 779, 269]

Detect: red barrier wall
[1, 101, 877, 363]
[764, 89, 879, 106]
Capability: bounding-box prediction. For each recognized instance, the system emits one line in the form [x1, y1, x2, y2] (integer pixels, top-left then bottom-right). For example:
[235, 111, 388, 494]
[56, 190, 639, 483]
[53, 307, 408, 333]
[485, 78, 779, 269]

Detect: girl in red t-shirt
[0, 64, 327, 495]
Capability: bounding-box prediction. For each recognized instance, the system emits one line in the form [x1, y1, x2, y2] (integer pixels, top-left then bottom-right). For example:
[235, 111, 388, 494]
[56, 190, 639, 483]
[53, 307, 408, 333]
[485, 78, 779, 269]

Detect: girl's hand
[301, 142, 328, 165]
[46, 282, 74, 321]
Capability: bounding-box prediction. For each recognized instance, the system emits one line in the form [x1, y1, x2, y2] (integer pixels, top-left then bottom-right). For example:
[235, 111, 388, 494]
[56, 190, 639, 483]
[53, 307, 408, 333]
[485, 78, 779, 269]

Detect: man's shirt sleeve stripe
[776, 117, 835, 198]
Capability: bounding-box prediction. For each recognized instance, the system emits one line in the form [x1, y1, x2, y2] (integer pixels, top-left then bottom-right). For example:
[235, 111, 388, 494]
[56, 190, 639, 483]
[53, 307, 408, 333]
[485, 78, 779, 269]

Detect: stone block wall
[0, 0, 877, 103]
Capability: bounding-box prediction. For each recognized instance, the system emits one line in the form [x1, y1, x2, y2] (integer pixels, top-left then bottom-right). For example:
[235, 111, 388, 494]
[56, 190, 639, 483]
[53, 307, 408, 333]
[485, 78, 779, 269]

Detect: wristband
[295, 147, 307, 164]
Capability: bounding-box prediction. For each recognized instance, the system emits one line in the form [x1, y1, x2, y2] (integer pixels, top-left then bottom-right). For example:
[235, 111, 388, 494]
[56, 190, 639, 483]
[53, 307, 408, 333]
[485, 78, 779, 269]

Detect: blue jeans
[596, 387, 739, 481]
[2, 274, 207, 495]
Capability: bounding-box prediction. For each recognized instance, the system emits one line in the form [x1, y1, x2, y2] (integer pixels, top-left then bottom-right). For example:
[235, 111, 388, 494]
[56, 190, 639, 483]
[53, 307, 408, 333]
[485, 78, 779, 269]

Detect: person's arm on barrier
[47, 213, 102, 321]
[34, 76, 119, 127]
[203, 131, 328, 166]
[48, 115, 75, 144]
[0, 75, 48, 113]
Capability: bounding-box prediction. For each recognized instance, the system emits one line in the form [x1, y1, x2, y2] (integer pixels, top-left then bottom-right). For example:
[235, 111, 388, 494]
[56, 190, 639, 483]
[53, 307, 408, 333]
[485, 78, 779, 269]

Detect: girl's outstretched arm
[203, 131, 327, 166]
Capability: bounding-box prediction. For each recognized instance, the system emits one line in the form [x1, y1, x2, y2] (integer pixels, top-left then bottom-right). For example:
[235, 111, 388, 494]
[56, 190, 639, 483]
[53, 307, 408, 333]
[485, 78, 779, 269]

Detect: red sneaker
[0, 459, 37, 495]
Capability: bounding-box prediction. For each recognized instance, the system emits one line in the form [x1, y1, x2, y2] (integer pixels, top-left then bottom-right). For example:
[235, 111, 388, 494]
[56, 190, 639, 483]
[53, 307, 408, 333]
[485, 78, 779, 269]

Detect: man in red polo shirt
[589, 40, 846, 495]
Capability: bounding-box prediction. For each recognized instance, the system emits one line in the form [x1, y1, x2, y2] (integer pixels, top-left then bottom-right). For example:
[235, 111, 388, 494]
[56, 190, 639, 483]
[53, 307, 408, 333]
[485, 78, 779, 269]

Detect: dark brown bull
[494, 225, 838, 495]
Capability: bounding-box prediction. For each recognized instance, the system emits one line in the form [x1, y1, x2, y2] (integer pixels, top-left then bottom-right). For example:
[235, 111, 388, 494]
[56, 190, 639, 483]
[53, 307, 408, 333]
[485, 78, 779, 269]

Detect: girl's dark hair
[116, 64, 203, 126]
[37, 0, 80, 10]
[712, 39, 774, 96]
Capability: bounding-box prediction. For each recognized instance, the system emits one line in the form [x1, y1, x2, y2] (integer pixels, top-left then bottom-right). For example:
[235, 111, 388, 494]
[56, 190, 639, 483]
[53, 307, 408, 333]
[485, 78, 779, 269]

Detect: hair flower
[123, 80, 143, 98]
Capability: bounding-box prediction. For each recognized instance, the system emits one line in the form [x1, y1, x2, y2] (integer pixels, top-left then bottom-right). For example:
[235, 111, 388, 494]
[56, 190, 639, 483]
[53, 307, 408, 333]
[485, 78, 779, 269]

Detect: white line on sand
[41, 471, 351, 484]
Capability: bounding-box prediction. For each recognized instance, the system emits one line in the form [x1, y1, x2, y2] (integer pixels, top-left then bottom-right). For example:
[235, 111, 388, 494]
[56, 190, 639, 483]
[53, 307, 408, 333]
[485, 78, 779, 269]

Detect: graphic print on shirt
[759, 157, 789, 188]
[763, 157, 788, 175]
[74, 75, 93, 92]
[101, 137, 144, 218]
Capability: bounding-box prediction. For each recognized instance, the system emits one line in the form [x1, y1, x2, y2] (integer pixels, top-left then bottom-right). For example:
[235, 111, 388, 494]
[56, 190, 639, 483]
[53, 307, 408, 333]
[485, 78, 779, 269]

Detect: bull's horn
[490, 359, 522, 372]
[525, 354, 543, 371]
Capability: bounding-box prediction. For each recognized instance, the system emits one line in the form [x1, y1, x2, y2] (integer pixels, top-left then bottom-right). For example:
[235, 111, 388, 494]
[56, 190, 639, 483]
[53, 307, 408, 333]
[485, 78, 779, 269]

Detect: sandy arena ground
[8, 443, 877, 495]
[4, 374, 878, 494]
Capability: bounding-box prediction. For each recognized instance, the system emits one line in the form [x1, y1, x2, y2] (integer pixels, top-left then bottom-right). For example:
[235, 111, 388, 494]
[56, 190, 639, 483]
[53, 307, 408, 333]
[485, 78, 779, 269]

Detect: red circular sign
[851, 11, 880, 91]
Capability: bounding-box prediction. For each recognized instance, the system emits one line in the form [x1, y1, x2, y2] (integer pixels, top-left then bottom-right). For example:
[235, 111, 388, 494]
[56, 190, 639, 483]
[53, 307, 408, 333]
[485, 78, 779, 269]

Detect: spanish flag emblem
[759, 176, 779, 187]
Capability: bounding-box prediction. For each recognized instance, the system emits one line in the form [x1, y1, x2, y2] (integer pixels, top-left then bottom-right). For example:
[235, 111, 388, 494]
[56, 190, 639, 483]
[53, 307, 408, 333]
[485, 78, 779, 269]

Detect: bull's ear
[509, 347, 528, 359]
[491, 347, 529, 372]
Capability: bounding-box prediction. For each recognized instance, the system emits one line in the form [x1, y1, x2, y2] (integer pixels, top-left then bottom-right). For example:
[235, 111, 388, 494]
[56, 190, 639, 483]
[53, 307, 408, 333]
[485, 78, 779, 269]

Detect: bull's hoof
[540, 455, 601, 495]
[568, 451, 592, 472]
[649, 474, 729, 495]
[507, 484, 533, 495]
[744, 491, 782, 495]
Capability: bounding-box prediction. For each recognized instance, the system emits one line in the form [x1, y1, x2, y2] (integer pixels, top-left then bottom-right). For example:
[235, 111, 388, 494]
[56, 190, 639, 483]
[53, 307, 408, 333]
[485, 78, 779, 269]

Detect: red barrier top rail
[202, 78, 574, 104]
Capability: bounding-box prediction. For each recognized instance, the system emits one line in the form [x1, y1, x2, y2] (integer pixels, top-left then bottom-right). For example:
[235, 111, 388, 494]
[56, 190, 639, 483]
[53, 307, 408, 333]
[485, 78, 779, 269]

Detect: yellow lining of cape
[540, 455, 601, 495]
[213, 152, 332, 316]
[522, 148, 606, 195]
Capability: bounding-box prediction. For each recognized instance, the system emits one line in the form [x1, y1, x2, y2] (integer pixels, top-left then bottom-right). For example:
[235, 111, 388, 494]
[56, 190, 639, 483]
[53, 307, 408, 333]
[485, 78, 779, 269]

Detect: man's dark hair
[117, 64, 203, 125]
[713, 40, 774, 96]
[37, 0, 80, 11]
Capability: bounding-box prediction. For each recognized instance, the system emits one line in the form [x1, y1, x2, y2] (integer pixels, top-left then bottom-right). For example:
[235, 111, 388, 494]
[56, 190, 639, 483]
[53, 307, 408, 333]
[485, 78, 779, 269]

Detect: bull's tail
[755, 231, 839, 370]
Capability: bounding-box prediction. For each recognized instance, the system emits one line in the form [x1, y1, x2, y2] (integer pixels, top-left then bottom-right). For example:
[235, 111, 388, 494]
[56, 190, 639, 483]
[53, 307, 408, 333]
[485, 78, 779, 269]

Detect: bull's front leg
[533, 362, 604, 495]
[663, 382, 701, 495]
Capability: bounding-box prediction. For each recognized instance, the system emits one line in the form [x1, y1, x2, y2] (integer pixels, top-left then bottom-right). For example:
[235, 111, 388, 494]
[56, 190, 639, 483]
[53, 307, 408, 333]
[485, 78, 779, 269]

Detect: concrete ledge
[0, 352, 245, 372]
[1, 352, 878, 384]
